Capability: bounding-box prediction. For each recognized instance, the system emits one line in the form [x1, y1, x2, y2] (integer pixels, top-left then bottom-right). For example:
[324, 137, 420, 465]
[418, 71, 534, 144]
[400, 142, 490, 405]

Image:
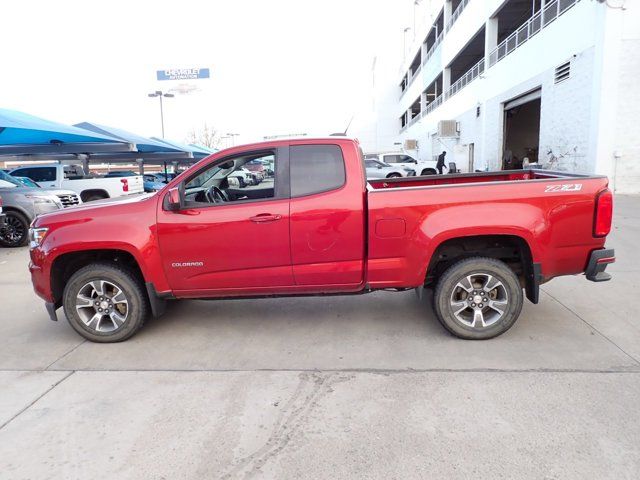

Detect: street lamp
[226, 132, 240, 146]
[403, 27, 412, 64]
[148, 90, 175, 138]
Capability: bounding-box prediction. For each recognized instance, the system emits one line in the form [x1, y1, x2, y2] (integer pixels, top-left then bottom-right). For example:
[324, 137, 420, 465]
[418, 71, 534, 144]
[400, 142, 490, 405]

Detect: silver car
[365, 158, 415, 179]
[0, 171, 81, 247]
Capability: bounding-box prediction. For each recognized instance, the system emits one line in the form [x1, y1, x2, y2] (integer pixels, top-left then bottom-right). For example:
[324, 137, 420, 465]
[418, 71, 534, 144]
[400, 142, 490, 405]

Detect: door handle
[250, 213, 282, 223]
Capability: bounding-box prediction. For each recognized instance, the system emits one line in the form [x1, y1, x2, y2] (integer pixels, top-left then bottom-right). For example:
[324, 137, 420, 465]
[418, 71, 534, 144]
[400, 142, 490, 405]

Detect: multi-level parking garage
[359, 0, 640, 193]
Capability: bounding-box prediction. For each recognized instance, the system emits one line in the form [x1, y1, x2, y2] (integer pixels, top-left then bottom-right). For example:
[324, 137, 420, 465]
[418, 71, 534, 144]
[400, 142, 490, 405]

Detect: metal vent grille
[438, 120, 459, 138]
[555, 61, 571, 84]
[56, 193, 81, 208]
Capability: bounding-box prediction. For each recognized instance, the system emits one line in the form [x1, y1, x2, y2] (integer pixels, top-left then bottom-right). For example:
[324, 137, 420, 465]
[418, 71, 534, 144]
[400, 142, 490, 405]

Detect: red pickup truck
[28, 138, 614, 342]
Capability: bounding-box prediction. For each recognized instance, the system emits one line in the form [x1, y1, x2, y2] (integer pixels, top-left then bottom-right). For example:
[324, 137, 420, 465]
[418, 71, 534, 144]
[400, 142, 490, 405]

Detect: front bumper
[585, 248, 615, 282]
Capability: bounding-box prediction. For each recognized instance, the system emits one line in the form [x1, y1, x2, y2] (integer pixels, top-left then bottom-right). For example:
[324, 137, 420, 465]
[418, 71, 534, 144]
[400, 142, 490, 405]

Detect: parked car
[28, 137, 614, 343]
[0, 194, 5, 227]
[10, 164, 144, 202]
[144, 172, 177, 184]
[365, 152, 439, 176]
[0, 171, 80, 247]
[228, 168, 255, 188]
[141, 175, 168, 192]
[365, 158, 415, 179]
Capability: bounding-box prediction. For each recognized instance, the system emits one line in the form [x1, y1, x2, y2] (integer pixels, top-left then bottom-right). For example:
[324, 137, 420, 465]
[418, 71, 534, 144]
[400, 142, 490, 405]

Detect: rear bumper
[585, 248, 615, 282]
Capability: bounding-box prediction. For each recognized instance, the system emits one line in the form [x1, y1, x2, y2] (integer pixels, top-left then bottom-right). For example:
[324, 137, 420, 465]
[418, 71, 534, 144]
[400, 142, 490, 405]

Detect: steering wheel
[206, 186, 228, 204]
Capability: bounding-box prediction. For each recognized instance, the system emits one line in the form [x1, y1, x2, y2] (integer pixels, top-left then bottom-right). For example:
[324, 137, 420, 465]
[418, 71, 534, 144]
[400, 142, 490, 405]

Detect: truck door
[156, 148, 294, 293]
[289, 144, 365, 286]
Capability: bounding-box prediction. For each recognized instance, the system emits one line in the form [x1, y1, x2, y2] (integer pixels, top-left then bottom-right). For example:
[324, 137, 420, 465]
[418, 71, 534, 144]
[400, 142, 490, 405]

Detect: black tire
[63, 263, 149, 342]
[421, 169, 437, 176]
[433, 257, 523, 340]
[386, 173, 402, 178]
[0, 210, 30, 247]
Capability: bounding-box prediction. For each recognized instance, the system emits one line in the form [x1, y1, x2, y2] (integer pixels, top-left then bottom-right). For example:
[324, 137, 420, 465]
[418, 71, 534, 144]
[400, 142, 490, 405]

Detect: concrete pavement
[0, 195, 638, 479]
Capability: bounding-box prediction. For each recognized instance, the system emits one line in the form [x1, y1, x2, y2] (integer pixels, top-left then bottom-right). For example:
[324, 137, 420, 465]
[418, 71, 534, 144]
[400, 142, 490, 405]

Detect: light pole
[403, 27, 411, 65]
[413, 0, 421, 40]
[148, 90, 175, 138]
[226, 132, 240, 146]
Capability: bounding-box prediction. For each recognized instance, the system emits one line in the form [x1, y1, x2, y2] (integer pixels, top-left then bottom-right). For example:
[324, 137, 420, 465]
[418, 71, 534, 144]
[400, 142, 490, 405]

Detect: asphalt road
[1, 195, 638, 479]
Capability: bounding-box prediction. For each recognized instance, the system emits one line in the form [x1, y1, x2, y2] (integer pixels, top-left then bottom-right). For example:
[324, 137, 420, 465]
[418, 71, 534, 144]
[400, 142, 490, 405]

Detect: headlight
[25, 194, 59, 206]
[29, 227, 49, 248]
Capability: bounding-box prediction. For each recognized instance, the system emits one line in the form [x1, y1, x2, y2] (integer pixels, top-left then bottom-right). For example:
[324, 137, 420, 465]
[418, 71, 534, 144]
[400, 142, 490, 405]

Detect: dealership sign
[156, 68, 210, 81]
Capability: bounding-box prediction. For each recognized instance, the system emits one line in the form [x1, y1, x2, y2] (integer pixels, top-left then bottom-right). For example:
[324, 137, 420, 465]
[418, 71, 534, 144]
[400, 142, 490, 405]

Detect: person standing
[436, 151, 448, 175]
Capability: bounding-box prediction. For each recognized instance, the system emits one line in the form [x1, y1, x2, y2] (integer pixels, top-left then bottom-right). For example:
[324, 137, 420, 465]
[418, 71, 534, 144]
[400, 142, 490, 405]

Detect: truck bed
[367, 168, 594, 190]
[365, 168, 609, 289]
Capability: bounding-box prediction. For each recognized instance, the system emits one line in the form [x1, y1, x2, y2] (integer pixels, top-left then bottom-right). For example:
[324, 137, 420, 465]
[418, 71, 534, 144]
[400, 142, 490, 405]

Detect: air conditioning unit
[437, 120, 460, 138]
[404, 139, 418, 150]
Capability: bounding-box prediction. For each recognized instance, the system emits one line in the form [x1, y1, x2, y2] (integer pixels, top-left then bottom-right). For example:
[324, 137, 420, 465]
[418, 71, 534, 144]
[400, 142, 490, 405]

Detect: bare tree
[186, 123, 222, 149]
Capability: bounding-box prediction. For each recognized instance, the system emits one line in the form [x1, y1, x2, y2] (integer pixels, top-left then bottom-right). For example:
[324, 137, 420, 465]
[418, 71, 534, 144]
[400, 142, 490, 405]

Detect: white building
[354, 0, 640, 193]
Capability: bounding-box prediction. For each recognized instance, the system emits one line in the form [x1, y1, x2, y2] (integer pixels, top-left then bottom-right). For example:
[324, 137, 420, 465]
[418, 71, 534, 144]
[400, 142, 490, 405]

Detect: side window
[365, 160, 376, 168]
[183, 151, 277, 205]
[398, 155, 414, 162]
[290, 145, 345, 197]
[14, 167, 56, 182]
[383, 155, 399, 164]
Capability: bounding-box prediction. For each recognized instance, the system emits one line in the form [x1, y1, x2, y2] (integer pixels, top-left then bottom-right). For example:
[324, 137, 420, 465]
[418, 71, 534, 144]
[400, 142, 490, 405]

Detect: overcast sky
[0, 0, 407, 146]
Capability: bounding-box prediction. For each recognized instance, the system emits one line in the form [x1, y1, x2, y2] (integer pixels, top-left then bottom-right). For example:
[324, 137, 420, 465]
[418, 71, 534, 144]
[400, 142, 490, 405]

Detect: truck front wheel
[62, 263, 148, 342]
[433, 257, 523, 339]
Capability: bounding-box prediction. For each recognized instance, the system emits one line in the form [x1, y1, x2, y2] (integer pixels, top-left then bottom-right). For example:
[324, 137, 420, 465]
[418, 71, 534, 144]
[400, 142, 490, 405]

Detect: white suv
[365, 152, 439, 176]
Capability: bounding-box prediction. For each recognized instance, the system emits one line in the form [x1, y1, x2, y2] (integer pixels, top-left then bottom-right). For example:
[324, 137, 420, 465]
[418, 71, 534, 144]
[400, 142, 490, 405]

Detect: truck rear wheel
[62, 263, 148, 342]
[433, 257, 523, 339]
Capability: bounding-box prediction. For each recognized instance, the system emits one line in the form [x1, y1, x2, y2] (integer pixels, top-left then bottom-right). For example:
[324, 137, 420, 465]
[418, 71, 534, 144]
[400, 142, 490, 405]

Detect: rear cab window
[290, 145, 345, 197]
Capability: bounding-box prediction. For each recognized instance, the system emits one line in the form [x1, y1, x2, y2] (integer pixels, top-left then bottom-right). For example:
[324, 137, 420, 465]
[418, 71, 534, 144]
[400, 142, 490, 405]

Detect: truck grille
[56, 193, 81, 208]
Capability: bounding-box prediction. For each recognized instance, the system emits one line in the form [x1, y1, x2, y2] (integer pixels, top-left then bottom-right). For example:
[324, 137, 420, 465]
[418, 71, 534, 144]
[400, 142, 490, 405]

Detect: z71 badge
[544, 184, 582, 193]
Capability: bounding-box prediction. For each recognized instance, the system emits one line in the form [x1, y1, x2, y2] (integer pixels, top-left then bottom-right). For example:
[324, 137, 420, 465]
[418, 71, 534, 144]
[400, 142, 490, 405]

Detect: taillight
[594, 189, 613, 237]
[120, 178, 129, 192]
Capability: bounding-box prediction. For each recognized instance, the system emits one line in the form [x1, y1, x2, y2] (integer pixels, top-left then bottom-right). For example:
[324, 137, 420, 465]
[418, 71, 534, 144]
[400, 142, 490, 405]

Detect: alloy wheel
[449, 273, 509, 328]
[75, 280, 129, 332]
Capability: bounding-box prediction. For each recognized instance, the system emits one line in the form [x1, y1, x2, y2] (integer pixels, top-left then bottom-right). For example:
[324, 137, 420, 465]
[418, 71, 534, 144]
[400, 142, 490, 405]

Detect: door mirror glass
[166, 187, 181, 211]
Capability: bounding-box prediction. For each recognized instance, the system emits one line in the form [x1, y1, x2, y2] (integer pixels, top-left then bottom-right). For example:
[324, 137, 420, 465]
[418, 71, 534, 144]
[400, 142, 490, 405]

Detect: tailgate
[123, 175, 144, 194]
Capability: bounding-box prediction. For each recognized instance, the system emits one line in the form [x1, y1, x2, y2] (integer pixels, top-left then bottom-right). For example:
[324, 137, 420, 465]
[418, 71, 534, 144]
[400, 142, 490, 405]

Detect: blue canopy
[189, 143, 218, 155]
[151, 137, 216, 159]
[0, 109, 125, 146]
[75, 122, 184, 153]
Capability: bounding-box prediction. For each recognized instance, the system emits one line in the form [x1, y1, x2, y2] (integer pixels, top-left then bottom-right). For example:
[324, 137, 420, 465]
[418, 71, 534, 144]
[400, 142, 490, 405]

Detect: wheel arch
[80, 189, 110, 202]
[424, 234, 540, 304]
[1, 205, 34, 222]
[50, 248, 147, 308]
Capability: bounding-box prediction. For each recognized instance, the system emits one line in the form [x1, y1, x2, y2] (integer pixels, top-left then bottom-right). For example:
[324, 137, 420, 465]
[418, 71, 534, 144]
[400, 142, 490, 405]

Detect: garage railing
[445, 58, 485, 100]
[446, 0, 471, 32]
[488, 0, 581, 67]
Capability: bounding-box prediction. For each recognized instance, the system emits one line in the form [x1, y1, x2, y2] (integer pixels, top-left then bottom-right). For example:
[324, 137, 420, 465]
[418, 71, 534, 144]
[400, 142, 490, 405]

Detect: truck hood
[34, 192, 155, 225]
[0, 186, 77, 196]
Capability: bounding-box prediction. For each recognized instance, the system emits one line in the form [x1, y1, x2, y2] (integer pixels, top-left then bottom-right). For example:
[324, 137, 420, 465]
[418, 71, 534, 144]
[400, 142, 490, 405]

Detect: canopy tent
[0, 108, 134, 154]
[150, 137, 216, 160]
[75, 122, 184, 153]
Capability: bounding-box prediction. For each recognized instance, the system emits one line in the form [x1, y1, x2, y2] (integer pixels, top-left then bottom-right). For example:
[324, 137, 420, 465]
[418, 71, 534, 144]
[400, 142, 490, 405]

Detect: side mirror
[377, 165, 382, 169]
[166, 187, 182, 211]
